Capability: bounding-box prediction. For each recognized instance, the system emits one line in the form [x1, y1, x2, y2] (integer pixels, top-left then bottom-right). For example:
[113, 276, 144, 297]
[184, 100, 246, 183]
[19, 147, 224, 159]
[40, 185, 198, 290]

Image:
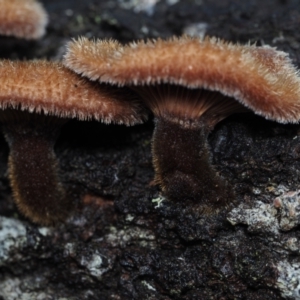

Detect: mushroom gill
[63, 36, 300, 212]
[0, 60, 147, 225]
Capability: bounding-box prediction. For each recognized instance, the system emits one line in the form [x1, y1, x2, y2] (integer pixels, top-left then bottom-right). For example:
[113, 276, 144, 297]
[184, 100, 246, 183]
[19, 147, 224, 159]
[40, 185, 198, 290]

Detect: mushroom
[0, 0, 48, 39]
[63, 36, 300, 212]
[0, 60, 147, 225]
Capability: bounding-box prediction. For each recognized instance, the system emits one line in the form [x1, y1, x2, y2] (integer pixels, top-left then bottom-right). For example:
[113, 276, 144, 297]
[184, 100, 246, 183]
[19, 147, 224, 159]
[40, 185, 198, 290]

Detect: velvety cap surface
[0, 60, 147, 125]
[64, 36, 300, 123]
[0, 0, 48, 39]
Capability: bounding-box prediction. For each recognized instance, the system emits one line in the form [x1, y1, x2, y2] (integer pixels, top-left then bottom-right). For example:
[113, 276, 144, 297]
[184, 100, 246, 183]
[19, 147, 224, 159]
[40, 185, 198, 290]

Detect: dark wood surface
[1, 0, 300, 299]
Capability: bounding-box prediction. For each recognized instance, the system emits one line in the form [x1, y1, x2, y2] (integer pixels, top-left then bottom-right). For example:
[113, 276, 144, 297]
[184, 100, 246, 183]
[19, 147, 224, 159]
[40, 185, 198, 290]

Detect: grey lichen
[105, 225, 156, 248]
[228, 189, 300, 299]
[277, 260, 300, 300]
[79, 251, 111, 279]
[227, 200, 279, 235]
[0, 217, 27, 266]
[228, 189, 300, 235]
[0, 276, 79, 300]
[117, 0, 160, 15]
[274, 190, 300, 231]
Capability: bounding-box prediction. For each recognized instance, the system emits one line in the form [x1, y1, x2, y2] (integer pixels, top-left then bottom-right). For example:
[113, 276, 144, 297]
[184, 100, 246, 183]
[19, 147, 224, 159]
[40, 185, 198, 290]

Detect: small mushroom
[0, 60, 147, 225]
[0, 0, 48, 39]
[64, 36, 300, 212]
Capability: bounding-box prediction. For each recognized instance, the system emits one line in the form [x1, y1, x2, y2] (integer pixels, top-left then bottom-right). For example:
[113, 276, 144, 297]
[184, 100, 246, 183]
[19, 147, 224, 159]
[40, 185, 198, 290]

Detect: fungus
[64, 36, 300, 211]
[0, 0, 48, 39]
[0, 60, 147, 225]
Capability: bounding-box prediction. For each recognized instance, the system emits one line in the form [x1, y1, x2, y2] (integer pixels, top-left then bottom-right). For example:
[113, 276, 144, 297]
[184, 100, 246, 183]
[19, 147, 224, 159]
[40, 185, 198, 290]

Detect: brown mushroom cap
[0, 60, 147, 225]
[0, 60, 147, 125]
[0, 0, 48, 39]
[64, 36, 300, 124]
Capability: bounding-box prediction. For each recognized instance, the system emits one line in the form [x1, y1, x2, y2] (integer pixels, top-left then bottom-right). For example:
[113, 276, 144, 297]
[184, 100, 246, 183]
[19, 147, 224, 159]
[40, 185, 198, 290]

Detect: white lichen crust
[0, 216, 27, 266]
[227, 200, 279, 235]
[277, 260, 300, 300]
[228, 189, 300, 300]
[228, 189, 300, 235]
[274, 190, 300, 231]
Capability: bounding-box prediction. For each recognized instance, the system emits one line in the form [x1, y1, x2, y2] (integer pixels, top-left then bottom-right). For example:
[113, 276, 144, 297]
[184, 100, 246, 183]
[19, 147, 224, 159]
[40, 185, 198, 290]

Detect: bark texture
[1, 0, 300, 299]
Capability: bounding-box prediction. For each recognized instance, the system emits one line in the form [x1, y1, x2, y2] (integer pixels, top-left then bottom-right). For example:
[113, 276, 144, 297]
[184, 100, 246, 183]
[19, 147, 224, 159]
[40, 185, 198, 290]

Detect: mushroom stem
[129, 85, 241, 209]
[2, 114, 69, 225]
[153, 117, 232, 210]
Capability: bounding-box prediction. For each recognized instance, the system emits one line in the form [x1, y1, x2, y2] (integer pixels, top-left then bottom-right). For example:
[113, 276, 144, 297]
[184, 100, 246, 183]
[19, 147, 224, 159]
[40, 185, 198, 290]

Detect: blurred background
[2, 0, 300, 62]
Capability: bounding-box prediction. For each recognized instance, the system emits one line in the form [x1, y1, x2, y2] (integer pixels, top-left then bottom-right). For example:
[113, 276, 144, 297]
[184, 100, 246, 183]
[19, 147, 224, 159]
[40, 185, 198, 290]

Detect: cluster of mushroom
[0, 0, 147, 224]
[1, 0, 300, 225]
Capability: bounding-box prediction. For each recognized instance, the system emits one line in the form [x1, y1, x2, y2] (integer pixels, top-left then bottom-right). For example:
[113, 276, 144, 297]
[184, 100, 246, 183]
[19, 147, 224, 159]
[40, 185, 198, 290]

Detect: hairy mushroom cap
[64, 36, 300, 209]
[0, 0, 48, 39]
[0, 60, 147, 125]
[0, 60, 147, 225]
[64, 36, 300, 123]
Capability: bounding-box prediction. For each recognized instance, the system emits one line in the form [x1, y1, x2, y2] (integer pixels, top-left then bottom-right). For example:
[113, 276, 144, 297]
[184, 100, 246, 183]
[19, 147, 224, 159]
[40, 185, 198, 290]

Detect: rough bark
[1, 0, 300, 299]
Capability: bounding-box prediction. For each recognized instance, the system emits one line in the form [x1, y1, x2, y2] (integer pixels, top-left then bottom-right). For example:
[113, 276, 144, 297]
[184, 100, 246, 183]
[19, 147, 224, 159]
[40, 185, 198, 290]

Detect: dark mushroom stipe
[153, 117, 233, 210]
[1, 111, 69, 225]
[130, 85, 246, 210]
